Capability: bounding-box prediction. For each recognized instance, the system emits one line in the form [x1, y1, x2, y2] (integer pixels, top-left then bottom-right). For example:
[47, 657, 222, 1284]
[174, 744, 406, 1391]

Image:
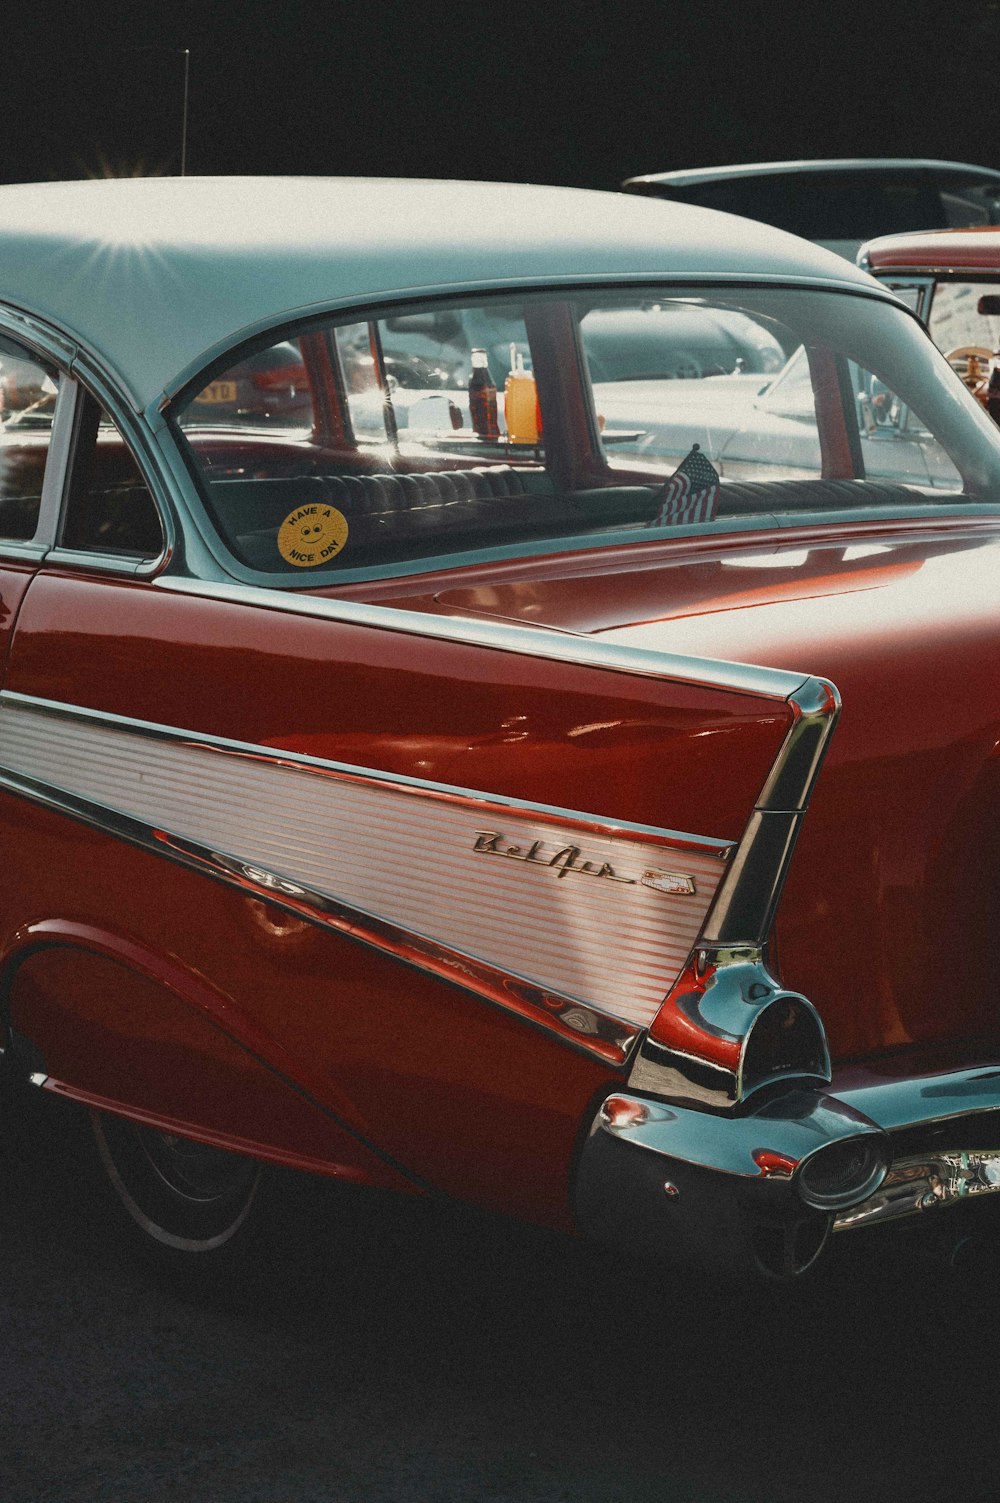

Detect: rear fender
[0, 921, 416, 1191]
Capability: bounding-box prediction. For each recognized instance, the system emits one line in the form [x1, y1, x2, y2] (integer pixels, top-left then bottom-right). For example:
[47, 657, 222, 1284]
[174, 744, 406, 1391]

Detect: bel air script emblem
[472, 830, 696, 894]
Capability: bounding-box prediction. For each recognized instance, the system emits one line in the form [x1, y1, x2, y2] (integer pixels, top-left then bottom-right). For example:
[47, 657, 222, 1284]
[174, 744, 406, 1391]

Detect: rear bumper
[831, 1060, 1000, 1233]
[574, 1060, 1000, 1279]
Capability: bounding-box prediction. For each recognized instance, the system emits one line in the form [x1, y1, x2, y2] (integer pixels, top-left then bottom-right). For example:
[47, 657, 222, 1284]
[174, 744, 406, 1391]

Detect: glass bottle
[468, 348, 499, 440]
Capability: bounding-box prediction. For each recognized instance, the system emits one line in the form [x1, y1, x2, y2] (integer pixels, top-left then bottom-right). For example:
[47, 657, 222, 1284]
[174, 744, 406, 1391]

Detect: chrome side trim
[627, 677, 841, 1107]
[0, 762, 639, 1064]
[701, 677, 841, 948]
[0, 691, 733, 857]
[155, 576, 814, 703]
[0, 693, 736, 1063]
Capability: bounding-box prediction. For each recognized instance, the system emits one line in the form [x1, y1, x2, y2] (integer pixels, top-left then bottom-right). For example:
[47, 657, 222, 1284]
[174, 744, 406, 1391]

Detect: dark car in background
[622, 158, 1000, 260]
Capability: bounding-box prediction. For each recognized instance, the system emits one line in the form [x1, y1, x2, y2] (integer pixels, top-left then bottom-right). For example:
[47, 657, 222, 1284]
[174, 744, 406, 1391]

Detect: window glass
[61, 396, 163, 558]
[0, 337, 60, 542]
[928, 281, 1000, 353]
[187, 341, 312, 431]
[584, 305, 962, 491]
[171, 285, 999, 582]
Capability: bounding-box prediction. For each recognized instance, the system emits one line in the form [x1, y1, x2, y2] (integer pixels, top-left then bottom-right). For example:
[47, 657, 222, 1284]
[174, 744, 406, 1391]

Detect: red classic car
[2, 177, 1000, 1282]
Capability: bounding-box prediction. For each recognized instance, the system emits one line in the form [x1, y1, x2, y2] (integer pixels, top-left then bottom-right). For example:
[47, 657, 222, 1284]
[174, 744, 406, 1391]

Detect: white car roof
[0, 176, 884, 412]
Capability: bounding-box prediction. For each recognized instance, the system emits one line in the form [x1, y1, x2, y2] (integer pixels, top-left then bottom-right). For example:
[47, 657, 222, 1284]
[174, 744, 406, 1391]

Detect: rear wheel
[90, 1111, 264, 1257]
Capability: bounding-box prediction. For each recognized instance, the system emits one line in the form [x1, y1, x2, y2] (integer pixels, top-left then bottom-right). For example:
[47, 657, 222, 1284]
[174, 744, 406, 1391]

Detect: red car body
[3, 177, 1000, 1278]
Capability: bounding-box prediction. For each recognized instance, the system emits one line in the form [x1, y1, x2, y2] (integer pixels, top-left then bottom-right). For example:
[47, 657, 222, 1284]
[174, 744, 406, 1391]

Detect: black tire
[90, 1110, 266, 1268]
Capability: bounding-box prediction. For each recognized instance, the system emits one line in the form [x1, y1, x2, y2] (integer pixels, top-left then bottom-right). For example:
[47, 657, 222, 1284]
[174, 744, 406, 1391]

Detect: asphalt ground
[1, 1088, 998, 1503]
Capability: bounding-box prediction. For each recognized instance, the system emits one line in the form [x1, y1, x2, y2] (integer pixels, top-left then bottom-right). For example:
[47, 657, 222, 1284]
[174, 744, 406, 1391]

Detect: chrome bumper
[831, 1060, 1000, 1233]
[574, 1060, 1000, 1279]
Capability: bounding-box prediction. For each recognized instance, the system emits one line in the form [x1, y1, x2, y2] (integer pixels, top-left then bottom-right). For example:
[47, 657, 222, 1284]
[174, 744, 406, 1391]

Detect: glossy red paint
[0, 790, 613, 1225]
[399, 519, 1000, 1063]
[317, 521, 1000, 1068]
[7, 509, 1000, 1219]
[5, 570, 791, 841]
[9, 946, 410, 1189]
[0, 569, 797, 1225]
[0, 564, 37, 676]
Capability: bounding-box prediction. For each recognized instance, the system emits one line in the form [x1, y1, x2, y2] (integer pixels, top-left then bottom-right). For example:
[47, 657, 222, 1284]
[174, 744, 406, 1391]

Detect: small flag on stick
[648, 443, 720, 527]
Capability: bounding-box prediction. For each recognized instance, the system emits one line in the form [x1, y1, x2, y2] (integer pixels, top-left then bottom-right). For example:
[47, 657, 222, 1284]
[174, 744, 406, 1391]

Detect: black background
[7, 0, 1000, 188]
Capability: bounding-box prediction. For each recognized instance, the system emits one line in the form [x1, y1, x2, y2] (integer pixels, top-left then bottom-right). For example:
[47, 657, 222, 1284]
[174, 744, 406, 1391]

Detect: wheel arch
[0, 917, 419, 1193]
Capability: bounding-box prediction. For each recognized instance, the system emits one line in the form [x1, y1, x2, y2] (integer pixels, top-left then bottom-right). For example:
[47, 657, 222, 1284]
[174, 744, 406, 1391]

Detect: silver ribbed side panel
[0, 699, 728, 1029]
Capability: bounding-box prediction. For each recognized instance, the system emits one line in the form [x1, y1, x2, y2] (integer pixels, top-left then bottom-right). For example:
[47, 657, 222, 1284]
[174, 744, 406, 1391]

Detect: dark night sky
[7, 1, 1000, 188]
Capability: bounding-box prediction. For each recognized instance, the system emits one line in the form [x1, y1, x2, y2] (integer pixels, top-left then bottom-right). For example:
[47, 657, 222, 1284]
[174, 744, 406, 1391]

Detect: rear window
[170, 285, 1000, 583]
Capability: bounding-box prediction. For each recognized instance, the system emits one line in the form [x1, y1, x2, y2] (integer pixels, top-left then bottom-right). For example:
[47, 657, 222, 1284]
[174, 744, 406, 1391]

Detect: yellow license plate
[198, 380, 238, 404]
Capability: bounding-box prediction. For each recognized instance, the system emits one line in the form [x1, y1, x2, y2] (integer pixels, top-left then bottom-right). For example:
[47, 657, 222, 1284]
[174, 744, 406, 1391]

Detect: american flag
[648, 443, 720, 527]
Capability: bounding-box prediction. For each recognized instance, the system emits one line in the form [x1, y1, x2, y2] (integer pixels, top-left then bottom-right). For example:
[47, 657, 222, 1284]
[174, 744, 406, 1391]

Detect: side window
[0, 336, 60, 542]
[60, 394, 164, 559]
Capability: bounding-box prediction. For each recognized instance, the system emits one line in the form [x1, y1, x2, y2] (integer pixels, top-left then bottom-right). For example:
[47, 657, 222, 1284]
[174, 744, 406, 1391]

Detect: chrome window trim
[33, 376, 81, 550]
[159, 276, 898, 409]
[0, 306, 176, 576]
[0, 332, 77, 554]
[48, 366, 176, 579]
[42, 548, 165, 577]
[0, 304, 77, 368]
[0, 543, 48, 564]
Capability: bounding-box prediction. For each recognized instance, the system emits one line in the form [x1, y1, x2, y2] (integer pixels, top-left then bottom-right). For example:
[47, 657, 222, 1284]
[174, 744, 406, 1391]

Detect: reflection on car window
[188, 342, 313, 431]
[0, 338, 60, 542]
[171, 285, 998, 582]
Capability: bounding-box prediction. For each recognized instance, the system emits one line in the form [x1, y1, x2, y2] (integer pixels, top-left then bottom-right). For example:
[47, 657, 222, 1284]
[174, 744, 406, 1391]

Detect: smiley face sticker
[277, 504, 349, 567]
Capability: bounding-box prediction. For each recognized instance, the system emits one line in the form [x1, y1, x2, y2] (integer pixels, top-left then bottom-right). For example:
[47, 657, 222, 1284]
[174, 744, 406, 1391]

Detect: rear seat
[205, 471, 943, 570]
[714, 478, 942, 514]
[209, 465, 579, 568]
